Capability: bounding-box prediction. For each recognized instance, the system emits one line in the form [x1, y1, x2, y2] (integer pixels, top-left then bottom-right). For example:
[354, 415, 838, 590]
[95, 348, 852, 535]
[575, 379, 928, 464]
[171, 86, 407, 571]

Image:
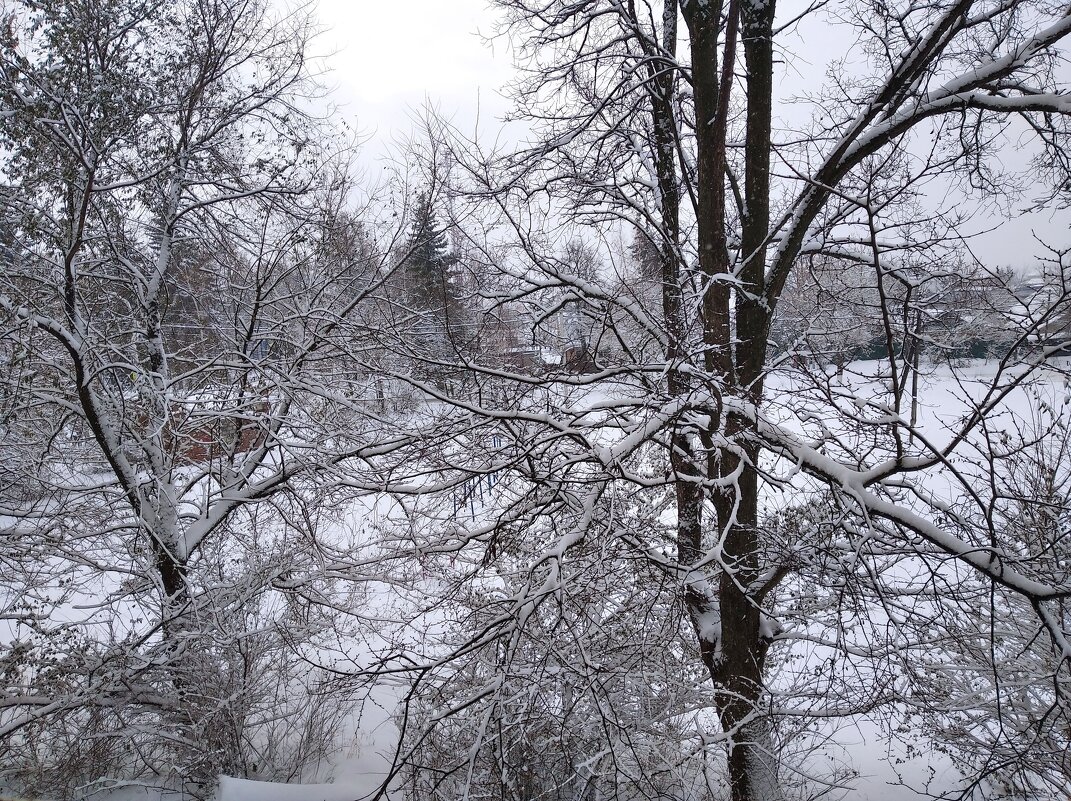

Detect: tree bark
[679, 0, 781, 796]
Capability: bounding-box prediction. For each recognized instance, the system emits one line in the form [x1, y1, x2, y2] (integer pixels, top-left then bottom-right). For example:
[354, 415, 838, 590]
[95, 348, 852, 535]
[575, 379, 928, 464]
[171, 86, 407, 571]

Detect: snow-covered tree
[372, 1, 1071, 799]
[0, 0, 406, 795]
[397, 191, 467, 370]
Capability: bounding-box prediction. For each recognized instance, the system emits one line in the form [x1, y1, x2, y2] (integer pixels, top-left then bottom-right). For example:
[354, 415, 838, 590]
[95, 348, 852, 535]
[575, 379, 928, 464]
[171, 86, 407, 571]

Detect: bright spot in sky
[312, 0, 514, 144]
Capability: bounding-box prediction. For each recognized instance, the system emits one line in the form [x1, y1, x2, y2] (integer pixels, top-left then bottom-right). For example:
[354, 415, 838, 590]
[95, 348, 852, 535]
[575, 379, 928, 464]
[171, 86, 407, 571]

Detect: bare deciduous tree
[376, 1, 1071, 799]
[0, 0, 409, 794]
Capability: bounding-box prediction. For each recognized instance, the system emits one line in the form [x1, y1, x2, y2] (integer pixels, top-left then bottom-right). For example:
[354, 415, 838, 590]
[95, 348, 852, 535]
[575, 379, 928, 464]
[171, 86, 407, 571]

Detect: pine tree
[401, 192, 461, 353]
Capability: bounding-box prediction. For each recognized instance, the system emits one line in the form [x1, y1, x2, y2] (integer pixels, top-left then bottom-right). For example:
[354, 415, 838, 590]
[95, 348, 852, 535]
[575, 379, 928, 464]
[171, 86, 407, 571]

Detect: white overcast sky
[310, 0, 1068, 269]
[312, 0, 514, 156]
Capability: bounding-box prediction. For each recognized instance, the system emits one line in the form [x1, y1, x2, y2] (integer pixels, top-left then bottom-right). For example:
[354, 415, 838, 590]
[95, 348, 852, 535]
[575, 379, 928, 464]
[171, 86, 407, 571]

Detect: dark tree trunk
[678, 0, 780, 797]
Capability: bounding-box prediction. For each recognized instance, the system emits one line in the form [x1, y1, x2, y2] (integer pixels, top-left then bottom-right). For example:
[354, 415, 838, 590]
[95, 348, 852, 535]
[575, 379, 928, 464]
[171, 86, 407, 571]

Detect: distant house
[470, 300, 607, 375]
[562, 340, 597, 373]
[1008, 272, 1071, 355]
[126, 392, 271, 466]
[500, 344, 543, 371]
[173, 398, 269, 465]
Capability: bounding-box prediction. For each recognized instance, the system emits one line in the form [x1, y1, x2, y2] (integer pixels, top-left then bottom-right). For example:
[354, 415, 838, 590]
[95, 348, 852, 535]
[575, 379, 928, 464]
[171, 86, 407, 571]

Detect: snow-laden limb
[379, 467, 718, 801]
[735, 394, 1071, 604]
[767, 4, 1071, 300]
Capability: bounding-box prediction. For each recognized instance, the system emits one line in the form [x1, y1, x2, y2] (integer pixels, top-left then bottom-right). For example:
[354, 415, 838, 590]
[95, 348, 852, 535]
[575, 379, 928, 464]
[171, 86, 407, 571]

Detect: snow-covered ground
[9, 357, 1068, 801]
[218, 776, 374, 801]
[223, 360, 1069, 801]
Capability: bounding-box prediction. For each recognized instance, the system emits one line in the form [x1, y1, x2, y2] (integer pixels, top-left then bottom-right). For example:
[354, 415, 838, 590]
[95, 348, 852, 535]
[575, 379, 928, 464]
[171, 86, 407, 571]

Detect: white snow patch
[217, 777, 369, 801]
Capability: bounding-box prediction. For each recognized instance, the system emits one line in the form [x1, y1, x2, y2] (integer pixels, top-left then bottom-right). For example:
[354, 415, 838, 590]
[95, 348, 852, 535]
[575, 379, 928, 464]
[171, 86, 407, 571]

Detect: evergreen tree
[401, 192, 462, 354]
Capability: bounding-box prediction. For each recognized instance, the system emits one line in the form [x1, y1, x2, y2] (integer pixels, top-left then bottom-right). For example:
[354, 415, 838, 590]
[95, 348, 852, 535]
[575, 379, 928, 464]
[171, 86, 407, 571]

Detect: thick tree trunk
[710, 439, 774, 801]
[677, 0, 781, 797]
